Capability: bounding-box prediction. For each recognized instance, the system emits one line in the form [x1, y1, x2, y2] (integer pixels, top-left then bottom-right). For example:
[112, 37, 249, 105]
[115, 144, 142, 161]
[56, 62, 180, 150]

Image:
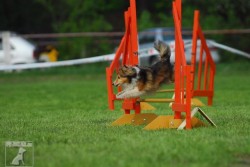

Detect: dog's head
[18, 147, 26, 154]
[112, 65, 137, 87]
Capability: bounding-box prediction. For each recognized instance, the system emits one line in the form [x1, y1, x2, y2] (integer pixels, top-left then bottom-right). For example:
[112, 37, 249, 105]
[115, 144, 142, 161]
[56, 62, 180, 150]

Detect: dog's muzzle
[112, 82, 119, 87]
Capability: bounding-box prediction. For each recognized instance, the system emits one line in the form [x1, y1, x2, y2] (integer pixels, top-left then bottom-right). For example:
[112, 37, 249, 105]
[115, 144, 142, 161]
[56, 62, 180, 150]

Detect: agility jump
[106, 0, 216, 130]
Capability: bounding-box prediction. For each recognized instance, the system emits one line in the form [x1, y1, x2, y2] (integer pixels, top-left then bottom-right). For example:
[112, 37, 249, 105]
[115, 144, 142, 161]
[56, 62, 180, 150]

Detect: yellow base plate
[144, 115, 205, 130]
[140, 102, 156, 110]
[191, 98, 205, 107]
[111, 113, 158, 126]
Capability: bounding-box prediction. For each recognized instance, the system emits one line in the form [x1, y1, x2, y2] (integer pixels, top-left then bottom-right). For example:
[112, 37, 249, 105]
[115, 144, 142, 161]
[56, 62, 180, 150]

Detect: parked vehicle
[138, 27, 220, 65]
[0, 32, 36, 65]
[33, 45, 59, 62]
[0, 32, 58, 65]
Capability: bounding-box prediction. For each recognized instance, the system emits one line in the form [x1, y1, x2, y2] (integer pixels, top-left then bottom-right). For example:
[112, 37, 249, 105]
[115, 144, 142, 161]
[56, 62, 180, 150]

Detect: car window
[139, 28, 193, 44]
[162, 30, 192, 41]
[182, 28, 192, 39]
[0, 38, 15, 50]
[10, 44, 15, 50]
[162, 31, 175, 41]
[0, 38, 2, 50]
[139, 31, 156, 44]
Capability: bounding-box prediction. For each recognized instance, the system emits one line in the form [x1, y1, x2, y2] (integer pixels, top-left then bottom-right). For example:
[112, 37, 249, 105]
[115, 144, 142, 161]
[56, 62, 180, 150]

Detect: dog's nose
[112, 83, 118, 87]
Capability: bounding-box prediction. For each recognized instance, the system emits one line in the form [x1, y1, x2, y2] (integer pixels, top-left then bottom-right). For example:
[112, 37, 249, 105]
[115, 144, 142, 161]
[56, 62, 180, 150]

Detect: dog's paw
[116, 91, 124, 96]
[116, 92, 124, 99]
[116, 94, 123, 99]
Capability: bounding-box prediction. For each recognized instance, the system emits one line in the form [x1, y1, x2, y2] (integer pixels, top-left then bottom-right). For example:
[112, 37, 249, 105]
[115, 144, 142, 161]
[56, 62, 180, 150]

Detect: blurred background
[0, 0, 249, 63]
[1, 1, 250, 166]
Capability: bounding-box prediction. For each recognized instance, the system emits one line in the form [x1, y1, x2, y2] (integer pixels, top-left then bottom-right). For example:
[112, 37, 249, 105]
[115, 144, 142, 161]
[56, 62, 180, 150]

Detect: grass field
[0, 62, 250, 167]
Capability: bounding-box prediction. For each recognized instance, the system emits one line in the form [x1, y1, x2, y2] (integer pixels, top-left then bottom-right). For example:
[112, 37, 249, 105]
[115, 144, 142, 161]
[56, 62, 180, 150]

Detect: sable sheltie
[113, 40, 174, 99]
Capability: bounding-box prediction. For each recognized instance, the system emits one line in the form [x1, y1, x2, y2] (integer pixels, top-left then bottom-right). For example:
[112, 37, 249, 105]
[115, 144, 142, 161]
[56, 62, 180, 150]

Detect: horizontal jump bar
[156, 89, 175, 93]
[138, 98, 174, 103]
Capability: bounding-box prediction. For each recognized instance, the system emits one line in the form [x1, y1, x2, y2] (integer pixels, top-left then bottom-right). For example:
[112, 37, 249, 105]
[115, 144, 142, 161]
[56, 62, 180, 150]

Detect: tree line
[1, 0, 249, 60]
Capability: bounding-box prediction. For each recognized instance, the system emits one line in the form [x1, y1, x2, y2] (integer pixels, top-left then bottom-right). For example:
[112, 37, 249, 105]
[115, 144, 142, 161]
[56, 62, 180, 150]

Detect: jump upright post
[191, 11, 216, 106]
[171, 0, 216, 129]
[106, 0, 216, 130]
[106, 0, 140, 113]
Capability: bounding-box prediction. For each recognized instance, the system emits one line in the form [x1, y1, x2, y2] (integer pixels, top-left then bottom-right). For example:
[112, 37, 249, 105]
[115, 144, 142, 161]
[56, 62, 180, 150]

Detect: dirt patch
[232, 155, 250, 167]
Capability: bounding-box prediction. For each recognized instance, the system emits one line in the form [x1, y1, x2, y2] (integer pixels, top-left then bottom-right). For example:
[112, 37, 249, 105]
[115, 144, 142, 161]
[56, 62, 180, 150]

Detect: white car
[0, 32, 36, 65]
[138, 27, 220, 65]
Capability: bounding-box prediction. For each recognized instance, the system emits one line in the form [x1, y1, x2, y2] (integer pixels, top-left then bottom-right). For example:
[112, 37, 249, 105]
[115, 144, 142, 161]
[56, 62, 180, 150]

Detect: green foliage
[1, 0, 249, 60]
[0, 0, 53, 33]
[138, 11, 155, 30]
[35, 0, 114, 60]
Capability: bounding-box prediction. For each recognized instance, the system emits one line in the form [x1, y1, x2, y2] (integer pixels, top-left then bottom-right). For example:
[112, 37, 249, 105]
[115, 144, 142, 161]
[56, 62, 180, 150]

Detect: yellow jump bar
[139, 98, 174, 103]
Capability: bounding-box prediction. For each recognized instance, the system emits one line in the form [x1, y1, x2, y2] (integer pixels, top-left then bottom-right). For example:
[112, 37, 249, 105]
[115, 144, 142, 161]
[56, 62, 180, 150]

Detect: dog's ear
[118, 66, 130, 76]
[126, 68, 137, 77]
[118, 65, 137, 77]
[122, 67, 136, 77]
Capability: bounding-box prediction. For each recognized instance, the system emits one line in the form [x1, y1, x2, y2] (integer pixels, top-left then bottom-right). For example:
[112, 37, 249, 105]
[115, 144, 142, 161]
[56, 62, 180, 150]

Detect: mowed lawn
[0, 62, 250, 167]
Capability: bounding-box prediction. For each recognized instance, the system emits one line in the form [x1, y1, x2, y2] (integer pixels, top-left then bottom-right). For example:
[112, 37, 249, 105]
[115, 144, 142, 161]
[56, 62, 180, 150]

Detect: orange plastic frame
[106, 0, 216, 129]
[172, 0, 216, 129]
[106, 0, 140, 114]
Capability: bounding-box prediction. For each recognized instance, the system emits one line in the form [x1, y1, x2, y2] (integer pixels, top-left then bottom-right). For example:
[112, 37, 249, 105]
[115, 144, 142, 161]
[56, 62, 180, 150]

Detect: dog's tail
[154, 40, 171, 61]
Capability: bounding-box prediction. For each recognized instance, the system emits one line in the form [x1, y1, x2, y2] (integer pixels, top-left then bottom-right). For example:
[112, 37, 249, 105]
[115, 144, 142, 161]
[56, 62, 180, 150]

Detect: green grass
[0, 62, 250, 167]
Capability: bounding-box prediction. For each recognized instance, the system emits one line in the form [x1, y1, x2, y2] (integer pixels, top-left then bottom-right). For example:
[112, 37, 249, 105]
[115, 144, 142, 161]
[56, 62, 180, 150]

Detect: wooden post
[2, 31, 11, 64]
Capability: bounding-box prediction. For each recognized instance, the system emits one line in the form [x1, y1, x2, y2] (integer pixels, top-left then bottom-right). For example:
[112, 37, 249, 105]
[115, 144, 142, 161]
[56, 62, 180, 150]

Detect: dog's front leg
[123, 83, 136, 91]
[116, 88, 132, 98]
[116, 84, 136, 98]
[116, 90, 126, 98]
[116, 87, 146, 99]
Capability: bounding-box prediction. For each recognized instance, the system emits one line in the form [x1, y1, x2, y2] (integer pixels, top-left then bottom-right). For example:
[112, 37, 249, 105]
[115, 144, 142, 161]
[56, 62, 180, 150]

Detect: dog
[11, 147, 26, 166]
[113, 40, 174, 99]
